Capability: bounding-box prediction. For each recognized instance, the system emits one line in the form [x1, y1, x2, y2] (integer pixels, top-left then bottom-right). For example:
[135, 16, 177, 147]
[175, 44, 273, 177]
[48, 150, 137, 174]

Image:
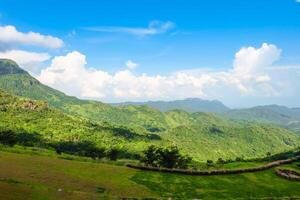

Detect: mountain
[225, 105, 300, 134]
[0, 59, 85, 108]
[0, 59, 300, 161]
[112, 98, 230, 113]
[0, 59, 27, 74]
[1, 89, 299, 161]
[0, 59, 169, 132]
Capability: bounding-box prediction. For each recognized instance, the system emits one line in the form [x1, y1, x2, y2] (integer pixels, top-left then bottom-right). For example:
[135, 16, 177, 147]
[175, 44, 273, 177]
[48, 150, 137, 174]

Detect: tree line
[0, 128, 130, 161]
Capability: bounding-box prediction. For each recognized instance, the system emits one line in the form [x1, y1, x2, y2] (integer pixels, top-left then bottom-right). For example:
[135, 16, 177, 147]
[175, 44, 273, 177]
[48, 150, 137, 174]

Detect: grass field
[1, 150, 300, 199]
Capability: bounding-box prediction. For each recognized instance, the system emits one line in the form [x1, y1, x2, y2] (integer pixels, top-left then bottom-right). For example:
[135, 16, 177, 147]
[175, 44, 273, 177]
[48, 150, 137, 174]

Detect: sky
[0, 0, 300, 108]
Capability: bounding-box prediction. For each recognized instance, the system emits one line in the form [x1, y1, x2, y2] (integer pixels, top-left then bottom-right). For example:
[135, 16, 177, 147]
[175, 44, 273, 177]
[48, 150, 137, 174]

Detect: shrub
[141, 145, 192, 169]
[0, 130, 17, 146]
[15, 132, 43, 147]
[235, 157, 244, 162]
[217, 158, 226, 164]
[206, 160, 214, 166]
[52, 141, 105, 159]
[106, 148, 119, 161]
[141, 145, 160, 167]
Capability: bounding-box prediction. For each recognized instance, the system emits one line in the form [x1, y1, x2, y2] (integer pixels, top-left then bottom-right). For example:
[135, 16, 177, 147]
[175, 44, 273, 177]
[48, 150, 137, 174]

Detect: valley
[1, 59, 300, 199]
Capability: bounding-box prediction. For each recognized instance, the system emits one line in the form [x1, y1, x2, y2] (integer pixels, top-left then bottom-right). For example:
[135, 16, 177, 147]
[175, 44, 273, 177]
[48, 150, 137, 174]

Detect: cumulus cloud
[0, 25, 63, 49]
[34, 43, 300, 106]
[125, 60, 139, 70]
[37, 51, 216, 100]
[233, 43, 281, 78]
[83, 20, 175, 36]
[0, 50, 50, 65]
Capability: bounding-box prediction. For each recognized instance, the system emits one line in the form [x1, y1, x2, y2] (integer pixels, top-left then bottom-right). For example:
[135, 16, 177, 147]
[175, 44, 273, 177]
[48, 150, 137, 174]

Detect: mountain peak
[0, 59, 27, 75]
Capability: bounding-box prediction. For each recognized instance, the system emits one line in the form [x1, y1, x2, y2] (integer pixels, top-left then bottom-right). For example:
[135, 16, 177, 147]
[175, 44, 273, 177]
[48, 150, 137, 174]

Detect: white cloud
[34, 43, 300, 106]
[0, 50, 50, 66]
[0, 25, 63, 49]
[233, 43, 281, 78]
[83, 20, 175, 36]
[0, 50, 51, 74]
[125, 60, 139, 70]
[37, 51, 216, 100]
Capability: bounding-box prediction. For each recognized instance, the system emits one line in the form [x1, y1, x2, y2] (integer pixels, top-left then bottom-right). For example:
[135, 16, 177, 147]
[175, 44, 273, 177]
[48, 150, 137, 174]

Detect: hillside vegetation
[226, 105, 300, 134]
[112, 98, 230, 113]
[1, 59, 300, 161]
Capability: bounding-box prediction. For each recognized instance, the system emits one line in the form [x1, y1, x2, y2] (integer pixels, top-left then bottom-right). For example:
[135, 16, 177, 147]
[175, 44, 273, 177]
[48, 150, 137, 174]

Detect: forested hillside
[112, 98, 230, 113]
[226, 105, 300, 134]
[1, 59, 300, 161]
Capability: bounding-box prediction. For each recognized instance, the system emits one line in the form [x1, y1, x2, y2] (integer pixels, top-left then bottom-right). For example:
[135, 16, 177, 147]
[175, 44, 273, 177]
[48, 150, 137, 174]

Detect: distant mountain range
[112, 98, 230, 113]
[225, 105, 300, 134]
[111, 94, 300, 134]
[0, 58, 300, 161]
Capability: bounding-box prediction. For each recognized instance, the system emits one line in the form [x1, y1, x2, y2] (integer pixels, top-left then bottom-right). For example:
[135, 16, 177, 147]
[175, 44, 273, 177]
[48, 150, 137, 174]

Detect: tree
[235, 157, 244, 162]
[0, 130, 17, 146]
[158, 146, 182, 168]
[106, 148, 119, 161]
[16, 132, 43, 147]
[85, 146, 105, 160]
[52, 141, 105, 159]
[142, 145, 160, 167]
[141, 145, 192, 169]
[217, 158, 225, 164]
[207, 160, 214, 166]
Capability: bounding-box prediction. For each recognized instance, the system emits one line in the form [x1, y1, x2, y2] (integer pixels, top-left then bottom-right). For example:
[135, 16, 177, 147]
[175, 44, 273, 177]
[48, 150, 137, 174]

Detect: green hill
[112, 98, 230, 113]
[226, 105, 300, 134]
[0, 59, 300, 161]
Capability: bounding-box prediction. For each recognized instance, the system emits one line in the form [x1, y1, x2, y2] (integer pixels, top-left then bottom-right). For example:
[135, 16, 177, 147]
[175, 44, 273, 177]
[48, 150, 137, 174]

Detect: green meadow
[1, 149, 300, 200]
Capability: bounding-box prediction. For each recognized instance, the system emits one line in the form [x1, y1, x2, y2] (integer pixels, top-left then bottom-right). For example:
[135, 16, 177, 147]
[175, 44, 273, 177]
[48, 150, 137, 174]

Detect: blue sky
[0, 0, 300, 107]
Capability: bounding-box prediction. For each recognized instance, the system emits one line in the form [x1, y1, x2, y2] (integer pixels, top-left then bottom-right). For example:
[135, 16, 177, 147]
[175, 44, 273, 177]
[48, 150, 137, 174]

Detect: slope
[226, 105, 300, 134]
[112, 98, 230, 113]
[1, 59, 300, 161]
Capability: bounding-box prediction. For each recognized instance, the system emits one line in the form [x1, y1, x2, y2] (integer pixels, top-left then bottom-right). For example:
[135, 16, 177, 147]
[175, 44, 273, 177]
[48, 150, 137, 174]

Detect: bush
[206, 160, 214, 166]
[106, 148, 119, 161]
[141, 145, 192, 169]
[52, 141, 105, 159]
[15, 132, 43, 147]
[0, 130, 17, 146]
[141, 145, 160, 167]
[235, 157, 244, 162]
[217, 158, 226, 164]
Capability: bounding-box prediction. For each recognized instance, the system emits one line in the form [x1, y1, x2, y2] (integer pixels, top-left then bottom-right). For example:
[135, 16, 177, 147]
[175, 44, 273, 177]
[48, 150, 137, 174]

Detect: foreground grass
[0, 151, 300, 199]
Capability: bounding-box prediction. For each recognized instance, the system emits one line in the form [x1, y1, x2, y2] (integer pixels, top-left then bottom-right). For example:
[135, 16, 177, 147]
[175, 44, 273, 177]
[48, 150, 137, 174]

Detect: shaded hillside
[0, 90, 158, 156]
[1, 90, 300, 161]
